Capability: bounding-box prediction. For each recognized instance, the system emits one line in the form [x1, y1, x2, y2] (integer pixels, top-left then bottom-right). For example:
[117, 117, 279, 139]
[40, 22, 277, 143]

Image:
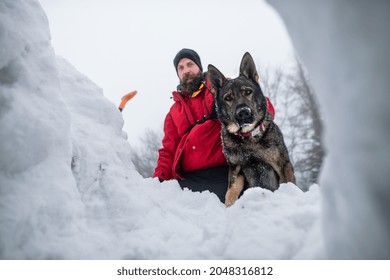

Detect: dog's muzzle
[235, 105, 253, 126]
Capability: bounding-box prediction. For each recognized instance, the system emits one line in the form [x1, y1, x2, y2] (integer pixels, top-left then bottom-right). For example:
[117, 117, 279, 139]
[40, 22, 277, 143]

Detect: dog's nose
[235, 106, 253, 123]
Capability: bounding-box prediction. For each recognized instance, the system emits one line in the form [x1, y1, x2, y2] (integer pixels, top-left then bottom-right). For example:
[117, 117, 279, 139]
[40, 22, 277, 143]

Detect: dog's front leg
[266, 159, 296, 185]
[225, 165, 245, 207]
[255, 147, 295, 185]
[281, 161, 296, 184]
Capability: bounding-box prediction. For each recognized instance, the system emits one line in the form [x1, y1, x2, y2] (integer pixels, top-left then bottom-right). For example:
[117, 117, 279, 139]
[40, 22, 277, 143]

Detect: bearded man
[153, 48, 229, 203]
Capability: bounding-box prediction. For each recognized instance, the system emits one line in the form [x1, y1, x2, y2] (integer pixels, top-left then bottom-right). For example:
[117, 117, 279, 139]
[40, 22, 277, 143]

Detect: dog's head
[208, 52, 267, 134]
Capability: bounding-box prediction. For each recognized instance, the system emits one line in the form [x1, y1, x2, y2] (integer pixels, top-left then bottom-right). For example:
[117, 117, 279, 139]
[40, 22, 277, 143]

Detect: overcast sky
[39, 0, 294, 146]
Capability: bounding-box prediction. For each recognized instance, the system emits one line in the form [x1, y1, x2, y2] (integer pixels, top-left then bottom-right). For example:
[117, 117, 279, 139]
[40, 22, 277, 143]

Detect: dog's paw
[225, 173, 244, 207]
[225, 190, 238, 207]
[225, 199, 235, 207]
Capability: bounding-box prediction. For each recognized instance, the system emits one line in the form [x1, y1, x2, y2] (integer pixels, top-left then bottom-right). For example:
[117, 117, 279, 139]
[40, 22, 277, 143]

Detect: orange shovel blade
[119, 90, 137, 111]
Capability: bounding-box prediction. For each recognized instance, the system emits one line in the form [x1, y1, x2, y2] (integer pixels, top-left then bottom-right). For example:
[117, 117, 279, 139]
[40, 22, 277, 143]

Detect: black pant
[178, 165, 229, 203]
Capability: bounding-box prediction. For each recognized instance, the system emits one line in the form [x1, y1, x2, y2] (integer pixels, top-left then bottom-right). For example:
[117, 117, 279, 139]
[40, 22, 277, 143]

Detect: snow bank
[0, 0, 323, 259]
[269, 0, 390, 259]
[0, 0, 85, 259]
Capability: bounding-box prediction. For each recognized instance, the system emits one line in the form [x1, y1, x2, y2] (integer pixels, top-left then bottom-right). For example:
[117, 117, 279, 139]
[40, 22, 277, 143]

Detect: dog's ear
[239, 52, 259, 83]
[208, 64, 227, 96]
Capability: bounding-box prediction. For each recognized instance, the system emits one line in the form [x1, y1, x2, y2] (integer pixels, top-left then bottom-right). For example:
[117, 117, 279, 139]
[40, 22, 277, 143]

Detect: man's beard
[180, 72, 203, 93]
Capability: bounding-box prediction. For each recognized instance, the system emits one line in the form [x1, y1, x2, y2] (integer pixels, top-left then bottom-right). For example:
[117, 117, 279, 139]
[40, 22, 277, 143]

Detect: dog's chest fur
[221, 125, 268, 165]
[222, 121, 285, 166]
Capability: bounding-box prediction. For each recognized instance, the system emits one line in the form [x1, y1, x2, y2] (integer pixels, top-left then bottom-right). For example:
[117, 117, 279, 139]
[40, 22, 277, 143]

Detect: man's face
[177, 58, 201, 83]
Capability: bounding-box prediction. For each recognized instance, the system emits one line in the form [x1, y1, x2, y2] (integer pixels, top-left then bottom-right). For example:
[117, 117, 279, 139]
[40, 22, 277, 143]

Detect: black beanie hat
[173, 48, 203, 73]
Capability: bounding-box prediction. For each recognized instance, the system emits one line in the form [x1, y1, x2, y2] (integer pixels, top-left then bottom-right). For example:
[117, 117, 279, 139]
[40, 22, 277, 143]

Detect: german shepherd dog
[208, 52, 296, 207]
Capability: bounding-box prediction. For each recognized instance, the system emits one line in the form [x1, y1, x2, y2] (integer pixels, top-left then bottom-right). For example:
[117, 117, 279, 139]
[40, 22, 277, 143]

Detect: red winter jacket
[153, 80, 226, 180]
[153, 79, 275, 181]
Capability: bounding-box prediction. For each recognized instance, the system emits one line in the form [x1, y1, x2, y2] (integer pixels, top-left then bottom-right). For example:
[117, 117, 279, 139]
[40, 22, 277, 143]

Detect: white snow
[268, 0, 390, 259]
[1, 0, 388, 261]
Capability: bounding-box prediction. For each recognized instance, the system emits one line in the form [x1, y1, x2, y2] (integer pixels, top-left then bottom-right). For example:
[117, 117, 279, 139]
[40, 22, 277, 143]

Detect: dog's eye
[224, 93, 233, 102]
[243, 89, 252, 96]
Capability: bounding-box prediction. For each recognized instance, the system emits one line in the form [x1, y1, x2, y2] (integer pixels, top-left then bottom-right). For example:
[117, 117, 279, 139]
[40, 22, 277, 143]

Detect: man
[153, 48, 229, 202]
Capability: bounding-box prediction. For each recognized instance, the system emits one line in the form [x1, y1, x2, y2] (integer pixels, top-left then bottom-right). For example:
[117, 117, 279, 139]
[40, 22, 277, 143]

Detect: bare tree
[290, 58, 324, 188]
[130, 128, 162, 178]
